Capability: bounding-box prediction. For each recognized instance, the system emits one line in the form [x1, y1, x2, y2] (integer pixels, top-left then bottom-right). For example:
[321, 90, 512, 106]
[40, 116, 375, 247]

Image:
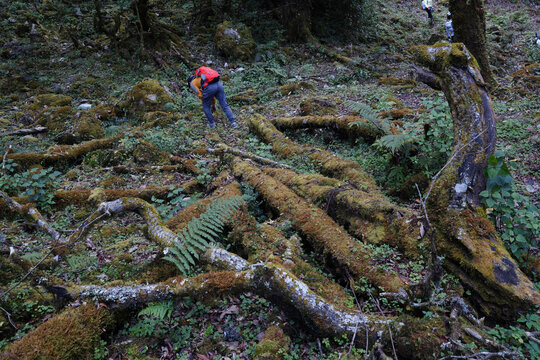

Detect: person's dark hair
[187, 75, 195, 88]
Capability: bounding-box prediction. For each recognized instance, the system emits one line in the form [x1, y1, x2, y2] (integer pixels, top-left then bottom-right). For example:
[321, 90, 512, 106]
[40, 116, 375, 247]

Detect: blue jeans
[202, 81, 235, 127]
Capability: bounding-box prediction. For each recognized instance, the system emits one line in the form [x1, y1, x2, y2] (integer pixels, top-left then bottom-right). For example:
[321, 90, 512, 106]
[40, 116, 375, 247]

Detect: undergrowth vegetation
[0, 0, 538, 359]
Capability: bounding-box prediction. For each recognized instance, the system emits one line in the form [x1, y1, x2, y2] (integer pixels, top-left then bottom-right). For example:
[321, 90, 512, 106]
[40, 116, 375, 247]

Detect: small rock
[77, 103, 92, 110]
[223, 327, 242, 341]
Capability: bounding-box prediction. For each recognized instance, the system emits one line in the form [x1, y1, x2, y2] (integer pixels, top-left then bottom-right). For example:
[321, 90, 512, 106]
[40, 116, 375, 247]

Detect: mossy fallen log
[70, 247, 452, 360]
[248, 114, 378, 192]
[270, 115, 384, 142]
[412, 43, 540, 319]
[228, 206, 354, 307]
[6, 136, 120, 169]
[231, 158, 405, 293]
[0, 183, 200, 214]
[262, 167, 423, 257]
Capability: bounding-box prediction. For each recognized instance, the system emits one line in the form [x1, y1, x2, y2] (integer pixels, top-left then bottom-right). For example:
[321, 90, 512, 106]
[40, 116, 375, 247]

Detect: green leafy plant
[152, 186, 189, 220]
[0, 161, 62, 209]
[138, 300, 174, 320]
[163, 196, 244, 275]
[347, 101, 391, 134]
[480, 151, 539, 260]
[487, 310, 540, 358]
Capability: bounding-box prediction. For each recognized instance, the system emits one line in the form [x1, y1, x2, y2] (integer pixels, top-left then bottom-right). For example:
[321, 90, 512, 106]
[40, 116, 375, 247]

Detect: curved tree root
[70, 248, 453, 359]
[263, 167, 423, 257]
[230, 158, 405, 293]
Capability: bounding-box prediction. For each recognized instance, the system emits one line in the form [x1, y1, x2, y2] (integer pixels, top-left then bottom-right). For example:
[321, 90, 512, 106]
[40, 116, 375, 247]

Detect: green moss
[215, 21, 255, 60]
[253, 326, 291, 360]
[118, 79, 174, 115]
[6, 305, 113, 360]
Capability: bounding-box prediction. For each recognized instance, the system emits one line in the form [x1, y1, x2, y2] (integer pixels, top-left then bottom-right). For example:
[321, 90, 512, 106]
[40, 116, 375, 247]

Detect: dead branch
[209, 143, 292, 169]
[0, 126, 48, 137]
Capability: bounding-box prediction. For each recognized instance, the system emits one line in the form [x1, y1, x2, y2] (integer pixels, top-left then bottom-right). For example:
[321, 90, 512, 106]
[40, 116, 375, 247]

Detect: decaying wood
[270, 115, 386, 142]
[262, 167, 422, 257]
[249, 114, 379, 192]
[0, 126, 48, 137]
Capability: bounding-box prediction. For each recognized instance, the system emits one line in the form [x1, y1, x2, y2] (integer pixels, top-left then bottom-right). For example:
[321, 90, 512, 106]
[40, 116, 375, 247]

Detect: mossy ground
[0, 0, 538, 358]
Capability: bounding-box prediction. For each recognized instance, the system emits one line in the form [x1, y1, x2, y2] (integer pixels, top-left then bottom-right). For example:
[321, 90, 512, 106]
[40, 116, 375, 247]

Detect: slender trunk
[449, 0, 493, 85]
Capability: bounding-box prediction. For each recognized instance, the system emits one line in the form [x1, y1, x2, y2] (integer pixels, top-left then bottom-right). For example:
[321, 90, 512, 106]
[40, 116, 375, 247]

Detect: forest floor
[0, 0, 539, 359]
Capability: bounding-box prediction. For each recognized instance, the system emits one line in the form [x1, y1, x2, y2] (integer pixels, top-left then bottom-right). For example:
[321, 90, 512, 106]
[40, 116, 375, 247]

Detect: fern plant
[374, 133, 416, 155]
[138, 301, 174, 320]
[163, 196, 243, 275]
[346, 101, 392, 135]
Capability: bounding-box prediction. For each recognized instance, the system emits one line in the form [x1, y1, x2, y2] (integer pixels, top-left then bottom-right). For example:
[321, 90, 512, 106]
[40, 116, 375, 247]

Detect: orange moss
[6, 305, 112, 360]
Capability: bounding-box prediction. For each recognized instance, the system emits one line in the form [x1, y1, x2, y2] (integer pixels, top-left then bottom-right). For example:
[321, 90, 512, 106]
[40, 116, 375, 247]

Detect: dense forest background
[0, 0, 539, 359]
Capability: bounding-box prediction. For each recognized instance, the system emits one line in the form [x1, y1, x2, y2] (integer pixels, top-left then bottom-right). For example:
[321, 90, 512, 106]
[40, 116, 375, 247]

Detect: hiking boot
[208, 122, 216, 129]
[230, 121, 238, 129]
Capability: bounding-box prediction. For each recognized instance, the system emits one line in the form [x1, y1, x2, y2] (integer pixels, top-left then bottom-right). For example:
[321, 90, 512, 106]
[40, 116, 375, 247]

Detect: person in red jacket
[188, 66, 237, 129]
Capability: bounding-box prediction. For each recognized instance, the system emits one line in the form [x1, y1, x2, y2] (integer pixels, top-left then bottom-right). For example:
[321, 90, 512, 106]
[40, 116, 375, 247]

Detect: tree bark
[412, 43, 539, 320]
[449, 0, 493, 85]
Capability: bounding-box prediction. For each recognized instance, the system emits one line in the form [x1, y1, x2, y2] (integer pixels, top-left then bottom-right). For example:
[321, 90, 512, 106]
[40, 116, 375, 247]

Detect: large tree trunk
[449, 0, 493, 85]
[412, 43, 538, 320]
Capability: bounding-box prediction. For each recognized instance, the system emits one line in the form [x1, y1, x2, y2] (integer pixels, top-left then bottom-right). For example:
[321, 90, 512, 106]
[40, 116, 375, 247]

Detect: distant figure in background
[536, 33, 540, 46]
[421, 0, 434, 27]
[446, 12, 454, 42]
[188, 66, 237, 129]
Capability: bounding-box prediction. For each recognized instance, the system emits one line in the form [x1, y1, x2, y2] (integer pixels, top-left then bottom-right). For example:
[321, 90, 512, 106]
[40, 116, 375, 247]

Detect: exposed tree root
[66, 247, 456, 360]
[230, 158, 405, 293]
[262, 167, 423, 257]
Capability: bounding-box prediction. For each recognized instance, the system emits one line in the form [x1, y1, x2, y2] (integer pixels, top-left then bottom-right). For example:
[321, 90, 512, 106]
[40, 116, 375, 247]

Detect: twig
[317, 338, 324, 357]
[0, 306, 18, 329]
[368, 290, 398, 360]
[347, 321, 359, 357]
[2, 145, 11, 169]
[346, 270, 369, 355]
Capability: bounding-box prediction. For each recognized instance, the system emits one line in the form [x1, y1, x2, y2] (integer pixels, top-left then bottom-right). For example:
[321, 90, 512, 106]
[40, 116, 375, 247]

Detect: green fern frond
[138, 301, 174, 320]
[374, 134, 416, 155]
[164, 195, 243, 276]
[346, 101, 392, 135]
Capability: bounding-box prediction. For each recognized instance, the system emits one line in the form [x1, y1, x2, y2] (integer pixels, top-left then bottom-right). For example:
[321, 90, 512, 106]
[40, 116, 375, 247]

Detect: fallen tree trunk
[0, 126, 48, 137]
[270, 115, 385, 142]
[231, 158, 405, 293]
[248, 114, 379, 192]
[5, 136, 120, 169]
[413, 43, 540, 320]
[0, 183, 200, 213]
[262, 167, 423, 257]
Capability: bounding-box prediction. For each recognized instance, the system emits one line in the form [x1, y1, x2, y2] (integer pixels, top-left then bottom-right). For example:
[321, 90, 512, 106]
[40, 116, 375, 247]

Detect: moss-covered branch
[231, 158, 405, 292]
[263, 167, 422, 257]
[6, 136, 120, 169]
